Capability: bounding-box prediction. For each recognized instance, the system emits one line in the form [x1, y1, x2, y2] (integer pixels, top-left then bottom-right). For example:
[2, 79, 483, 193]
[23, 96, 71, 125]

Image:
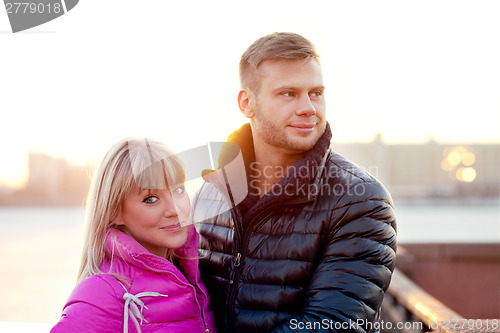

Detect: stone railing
[381, 268, 500, 333]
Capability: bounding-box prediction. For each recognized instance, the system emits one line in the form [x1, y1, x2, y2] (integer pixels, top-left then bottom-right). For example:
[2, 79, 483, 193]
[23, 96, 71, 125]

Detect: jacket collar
[203, 123, 332, 213]
[104, 224, 201, 283]
[227, 122, 331, 184]
[209, 122, 332, 221]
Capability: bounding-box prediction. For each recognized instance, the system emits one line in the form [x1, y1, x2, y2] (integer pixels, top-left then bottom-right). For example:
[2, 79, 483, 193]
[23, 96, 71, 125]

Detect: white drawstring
[120, 284, 168, 333]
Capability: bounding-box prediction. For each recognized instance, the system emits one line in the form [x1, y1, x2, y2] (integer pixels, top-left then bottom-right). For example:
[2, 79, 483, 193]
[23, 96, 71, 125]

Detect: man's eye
[311, 91, 323, 97]
[143, 195, 159, 204]
[172, 187, 185, 195]
[283, 92, 295, 97]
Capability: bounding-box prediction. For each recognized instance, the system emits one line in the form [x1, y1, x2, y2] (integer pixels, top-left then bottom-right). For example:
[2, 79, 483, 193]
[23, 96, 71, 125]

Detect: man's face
[250, 58, 326, 154]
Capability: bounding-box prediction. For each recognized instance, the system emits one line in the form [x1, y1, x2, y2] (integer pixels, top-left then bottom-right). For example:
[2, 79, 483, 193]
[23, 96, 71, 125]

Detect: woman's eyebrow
[138, 188, 152, 195]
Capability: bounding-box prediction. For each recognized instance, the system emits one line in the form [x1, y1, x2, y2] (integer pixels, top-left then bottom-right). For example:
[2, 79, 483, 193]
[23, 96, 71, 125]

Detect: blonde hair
[77, 137, 185, 282]
[239, 32, 320, 93]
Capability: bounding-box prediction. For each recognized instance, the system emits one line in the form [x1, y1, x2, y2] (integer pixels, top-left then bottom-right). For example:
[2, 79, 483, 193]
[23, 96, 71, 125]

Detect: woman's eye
[143, 195, 159, 204]
[172, 187, 185, 195]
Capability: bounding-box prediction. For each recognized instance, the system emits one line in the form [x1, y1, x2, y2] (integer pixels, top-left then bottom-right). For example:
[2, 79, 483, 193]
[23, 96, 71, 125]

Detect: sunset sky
[1, 0, 499, 188]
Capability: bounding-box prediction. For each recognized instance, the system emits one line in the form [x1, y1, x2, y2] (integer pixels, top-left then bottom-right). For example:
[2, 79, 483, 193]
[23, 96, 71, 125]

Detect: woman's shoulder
[51, 274, 125, 333]
[65, 274, 124, 310]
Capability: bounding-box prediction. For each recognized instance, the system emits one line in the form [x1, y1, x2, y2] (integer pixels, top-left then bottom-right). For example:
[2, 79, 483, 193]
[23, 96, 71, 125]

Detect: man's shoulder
[193, 180, 220, 199]
[323, 151, 393, 204]
[192, 181, 227, 213]
[191, 180, 232, 226]
[327, 151, 374, 183]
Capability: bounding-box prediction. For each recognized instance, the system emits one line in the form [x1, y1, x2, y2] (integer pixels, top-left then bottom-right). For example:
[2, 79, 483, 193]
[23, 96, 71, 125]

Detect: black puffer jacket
[192, 124, 397, 332]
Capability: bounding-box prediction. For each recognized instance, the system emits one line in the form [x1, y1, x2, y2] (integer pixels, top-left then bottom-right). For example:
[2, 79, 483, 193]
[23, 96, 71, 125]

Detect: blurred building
[333, 135, 500, 198]
[1, 140, 499, 205]
[5, 152, 91, 205]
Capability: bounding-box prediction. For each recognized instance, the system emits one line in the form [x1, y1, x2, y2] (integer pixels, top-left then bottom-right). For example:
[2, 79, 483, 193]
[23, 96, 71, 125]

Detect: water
[394, 199, 500, 243]
[0, 206, 86, 328]
[0, 201, 499, 329]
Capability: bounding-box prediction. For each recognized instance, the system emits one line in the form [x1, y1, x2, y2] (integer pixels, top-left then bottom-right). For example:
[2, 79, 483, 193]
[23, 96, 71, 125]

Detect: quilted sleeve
[51, 274, 124, 333]
[272, 180, 397, 333]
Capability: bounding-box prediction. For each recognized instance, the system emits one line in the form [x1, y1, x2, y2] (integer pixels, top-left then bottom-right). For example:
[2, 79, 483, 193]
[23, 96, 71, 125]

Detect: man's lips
[289, 123, 316, 132]
[160, 222, 182, 232]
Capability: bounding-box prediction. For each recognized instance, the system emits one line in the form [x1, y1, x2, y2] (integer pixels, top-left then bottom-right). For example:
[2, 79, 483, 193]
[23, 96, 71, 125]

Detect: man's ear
[238, 89, 255, 119]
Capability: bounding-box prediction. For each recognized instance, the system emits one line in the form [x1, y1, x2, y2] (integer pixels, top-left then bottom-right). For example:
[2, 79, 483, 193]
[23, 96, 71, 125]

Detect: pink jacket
[51, 225, 217, 333]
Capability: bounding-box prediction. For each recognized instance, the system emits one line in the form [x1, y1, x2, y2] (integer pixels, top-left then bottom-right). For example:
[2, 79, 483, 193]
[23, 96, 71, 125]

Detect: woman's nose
[163, 192, 178, 217]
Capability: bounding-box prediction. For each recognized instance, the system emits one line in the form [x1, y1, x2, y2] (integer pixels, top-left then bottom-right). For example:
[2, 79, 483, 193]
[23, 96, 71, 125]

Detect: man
[191, 32, 397, 332]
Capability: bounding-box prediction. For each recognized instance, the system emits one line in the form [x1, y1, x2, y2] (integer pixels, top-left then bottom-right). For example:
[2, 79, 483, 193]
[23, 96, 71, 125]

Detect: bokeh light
[441, 146, 477, 182]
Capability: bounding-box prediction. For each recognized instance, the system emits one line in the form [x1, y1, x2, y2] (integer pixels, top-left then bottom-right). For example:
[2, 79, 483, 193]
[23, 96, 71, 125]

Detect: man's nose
[296, 94, 316, 116]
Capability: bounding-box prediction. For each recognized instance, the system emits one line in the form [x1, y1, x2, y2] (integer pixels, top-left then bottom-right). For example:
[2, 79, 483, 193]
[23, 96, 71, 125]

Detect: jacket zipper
[225, 205, 243, 331]
[225, 197, 314, 332]
[222, 148, 330, 331]
[133, 258, 210, 333]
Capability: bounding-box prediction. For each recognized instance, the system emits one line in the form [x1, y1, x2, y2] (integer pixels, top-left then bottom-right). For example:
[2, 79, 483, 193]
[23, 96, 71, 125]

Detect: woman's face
[115, 183, 190, 258]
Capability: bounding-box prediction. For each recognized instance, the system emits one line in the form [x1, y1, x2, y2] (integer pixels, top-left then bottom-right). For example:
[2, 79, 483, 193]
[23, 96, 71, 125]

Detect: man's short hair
[239, 32, 320, 93]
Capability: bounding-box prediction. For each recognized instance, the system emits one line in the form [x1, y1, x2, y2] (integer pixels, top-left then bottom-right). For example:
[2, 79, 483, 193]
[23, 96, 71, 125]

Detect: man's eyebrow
[272, 86, 325, 93]
[272, 86, 297, 92]
[311, 86, 325, 91]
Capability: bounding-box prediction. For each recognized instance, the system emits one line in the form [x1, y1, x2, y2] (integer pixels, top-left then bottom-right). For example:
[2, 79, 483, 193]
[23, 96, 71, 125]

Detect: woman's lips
[160, 222, 182, 232]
